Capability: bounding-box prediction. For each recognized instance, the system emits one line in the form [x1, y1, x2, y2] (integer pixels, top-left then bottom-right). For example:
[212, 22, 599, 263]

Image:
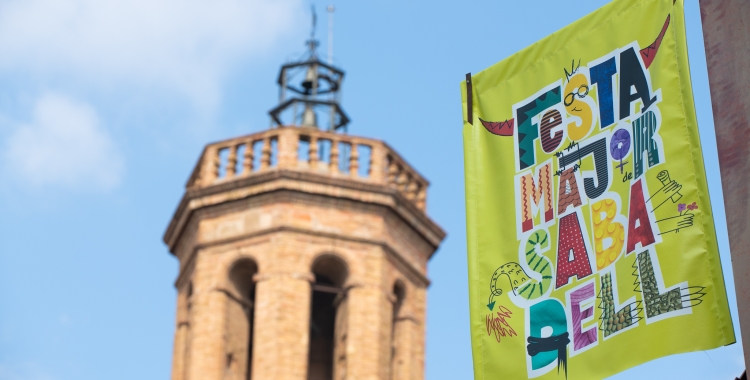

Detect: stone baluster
[368, 144, 386, 183]
[367, 145, 374, 178]
[189, 163, 202, 188]
[397, 168, 408, 192]
[387, 157, 398, 189]
[243, 140, 254, 175]
[416, 185, 427, 211]
[309, 136, 319, 168]
[260, 137, 272, 170]
[405, 177, 417, 200]
[330, 140, 340, 172]
[276, 128, 297, 169]
[190, 134, 423, 196]
[349, 143, 359, 176]
[226, 144, 238, 178]
[203, 146, 220, 186]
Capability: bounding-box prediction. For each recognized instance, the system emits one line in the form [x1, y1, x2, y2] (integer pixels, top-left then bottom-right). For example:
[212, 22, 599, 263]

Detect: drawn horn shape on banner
[479, 117, 515, 136]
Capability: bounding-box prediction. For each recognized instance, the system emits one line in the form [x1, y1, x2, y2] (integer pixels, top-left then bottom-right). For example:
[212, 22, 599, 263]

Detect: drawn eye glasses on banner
[564, 84, 589, 106]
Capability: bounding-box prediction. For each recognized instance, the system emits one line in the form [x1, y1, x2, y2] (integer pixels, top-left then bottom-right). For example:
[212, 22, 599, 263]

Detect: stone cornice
[163, 169, 446, 256]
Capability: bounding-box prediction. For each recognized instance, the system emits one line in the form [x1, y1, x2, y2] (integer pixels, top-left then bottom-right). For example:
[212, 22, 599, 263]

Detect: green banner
[461, 0, 735, 378]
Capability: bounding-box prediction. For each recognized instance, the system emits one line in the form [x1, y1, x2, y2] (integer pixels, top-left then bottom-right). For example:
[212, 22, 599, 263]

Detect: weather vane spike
[311, 5, 317, 40]
[306, 5, 319, 55]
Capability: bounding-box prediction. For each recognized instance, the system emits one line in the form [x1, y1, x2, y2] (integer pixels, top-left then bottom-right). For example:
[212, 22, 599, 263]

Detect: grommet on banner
[466, 73, 473, 125]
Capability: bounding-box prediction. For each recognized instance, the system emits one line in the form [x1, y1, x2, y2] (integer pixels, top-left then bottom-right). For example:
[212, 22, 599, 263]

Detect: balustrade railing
[186, 126, 429, 212]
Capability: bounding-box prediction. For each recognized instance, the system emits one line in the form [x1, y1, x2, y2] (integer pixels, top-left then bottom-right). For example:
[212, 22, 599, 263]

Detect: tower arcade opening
[308, 254, 349, 380]
[226, 259, 258, 380]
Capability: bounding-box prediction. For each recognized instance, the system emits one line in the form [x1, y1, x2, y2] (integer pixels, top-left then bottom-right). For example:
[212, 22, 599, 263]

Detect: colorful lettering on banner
[632, 110, 663, 179]
[487, 229, 555, 310]
[557, 168, 584, 215]
[515, 160, 555, 237]
[463, 1, 735, 378]
[610, 127, 632, 175]
[514, 84, 562, 171]
[627, 179, 658, 254]
[598, 271, 642, 338]
[526, 299, 569, 377]
[517, 229, 555, 302]
[540, 109, 565, 153]
[618, 46, 659, 120]
[590, 56, 618, 129]
[635, 248, 706, 323]
[564, 67, 597, 141]
[590, 196, 627, 270]
[566, 281, 598, 354]
[557, 137, 611, 200]
[555, 211, 594, 289]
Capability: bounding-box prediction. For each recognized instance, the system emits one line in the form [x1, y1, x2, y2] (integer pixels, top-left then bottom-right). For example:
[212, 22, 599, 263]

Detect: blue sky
[0, 0, 743, 379]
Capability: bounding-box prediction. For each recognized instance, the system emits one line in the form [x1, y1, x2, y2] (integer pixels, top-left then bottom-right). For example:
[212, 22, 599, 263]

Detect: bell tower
[164, 14, 445, 380]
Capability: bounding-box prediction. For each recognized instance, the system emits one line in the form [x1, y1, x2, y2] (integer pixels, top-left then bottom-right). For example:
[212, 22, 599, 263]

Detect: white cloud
[0, 362, 55, 380]
[0, 0, 303, 109]
[4, 94, 124, 191]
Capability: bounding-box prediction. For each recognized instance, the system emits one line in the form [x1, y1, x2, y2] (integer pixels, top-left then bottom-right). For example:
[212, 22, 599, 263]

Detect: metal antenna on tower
[327, 5, 335, 65]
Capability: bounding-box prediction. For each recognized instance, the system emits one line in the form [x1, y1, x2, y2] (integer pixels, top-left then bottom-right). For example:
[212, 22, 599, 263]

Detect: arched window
[390, 281, 406, 380]
[308, 255, 349, 380]
[226, 259, 258, 380]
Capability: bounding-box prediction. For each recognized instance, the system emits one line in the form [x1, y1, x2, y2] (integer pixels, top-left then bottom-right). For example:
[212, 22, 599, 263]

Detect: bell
[301, 104, 318, 127]
[301, 64, 318, 93]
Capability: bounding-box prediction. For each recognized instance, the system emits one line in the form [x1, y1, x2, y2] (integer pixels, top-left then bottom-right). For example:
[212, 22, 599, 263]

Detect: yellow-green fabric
[460, 0, 735, 379]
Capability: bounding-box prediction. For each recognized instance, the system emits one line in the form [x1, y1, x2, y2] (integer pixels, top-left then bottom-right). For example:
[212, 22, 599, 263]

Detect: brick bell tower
[163, 20, 445, 380]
